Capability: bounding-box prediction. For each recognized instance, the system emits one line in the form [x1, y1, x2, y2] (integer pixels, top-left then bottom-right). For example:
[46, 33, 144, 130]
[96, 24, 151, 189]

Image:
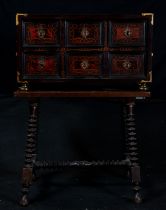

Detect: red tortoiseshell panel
[67, 22, 103, 46]
[110, 22, 145, 46]
[67, 55, 102, 77]
[25, 23, 59, 45]
[25, 55, 57, 75]
[110, 54, 144, 75]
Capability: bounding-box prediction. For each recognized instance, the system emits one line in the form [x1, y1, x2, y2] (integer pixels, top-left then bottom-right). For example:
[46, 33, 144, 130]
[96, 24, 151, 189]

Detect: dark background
[1, 1, 166, 209]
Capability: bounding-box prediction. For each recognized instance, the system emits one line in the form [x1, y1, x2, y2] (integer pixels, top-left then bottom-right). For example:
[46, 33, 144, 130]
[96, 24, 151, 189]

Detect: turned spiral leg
[20, 99, 39, 206]
[123, 103, 130, 178]
[124, 100, 142, 204]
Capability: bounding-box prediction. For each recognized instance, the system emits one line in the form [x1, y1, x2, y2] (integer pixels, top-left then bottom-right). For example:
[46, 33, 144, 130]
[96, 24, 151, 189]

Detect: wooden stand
[14, 90, 150, 206]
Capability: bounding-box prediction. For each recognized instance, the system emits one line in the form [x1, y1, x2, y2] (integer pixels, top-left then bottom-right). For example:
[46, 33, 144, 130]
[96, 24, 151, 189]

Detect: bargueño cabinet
[15, 13, 153, 206]
[16, 14, 153, 91]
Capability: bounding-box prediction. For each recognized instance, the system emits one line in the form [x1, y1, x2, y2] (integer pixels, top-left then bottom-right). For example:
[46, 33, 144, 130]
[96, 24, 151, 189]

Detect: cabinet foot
[20, 194, 29, 206]
[134, 192, 142, 204]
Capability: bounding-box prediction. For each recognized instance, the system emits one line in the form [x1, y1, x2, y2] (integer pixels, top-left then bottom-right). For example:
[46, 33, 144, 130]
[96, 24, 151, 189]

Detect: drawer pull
[122, 60, 132, 69]
[37, 26, 46, 39]
[81, 27, 89, 39]
[38, 57, 45, 69]
[124, 27, 132, 37]
[80, 60, 89, 70]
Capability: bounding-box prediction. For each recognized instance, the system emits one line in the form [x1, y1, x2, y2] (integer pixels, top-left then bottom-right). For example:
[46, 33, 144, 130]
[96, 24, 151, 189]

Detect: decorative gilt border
[141, 13, 154, 25]
[141, 71, 152, 83]
[17, 72, 28, 91]
[16, 13, 28, 25]
[138, 71, 152, 91]
[17, 72, 27, 84]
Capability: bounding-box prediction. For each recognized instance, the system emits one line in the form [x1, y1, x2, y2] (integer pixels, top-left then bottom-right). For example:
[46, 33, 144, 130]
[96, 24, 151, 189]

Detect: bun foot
[20, 195, 29, 206]
[134, 192, 142, 204]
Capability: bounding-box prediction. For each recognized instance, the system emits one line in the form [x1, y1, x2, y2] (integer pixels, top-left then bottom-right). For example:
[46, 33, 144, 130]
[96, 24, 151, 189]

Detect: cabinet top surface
[14, 90, 151, 98]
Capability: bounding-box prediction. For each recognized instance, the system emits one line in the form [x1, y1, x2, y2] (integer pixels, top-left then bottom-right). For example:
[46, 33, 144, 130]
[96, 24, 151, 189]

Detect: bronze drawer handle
[38, 57, 45, 69]
[124, 27, 132, 37]
[37, 26, 46, 39]
[122, 60, 131, 69]
[80, 60, 89, 70]
[81, 27, 89, 39]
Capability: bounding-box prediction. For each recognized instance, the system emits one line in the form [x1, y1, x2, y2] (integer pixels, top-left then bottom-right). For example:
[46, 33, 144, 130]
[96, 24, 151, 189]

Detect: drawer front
[109, 53, 145, 77]
[22, 53, 60, 79]
[110, 22, 145, 47]
[23, 22, 60, 46]
[66, 21, 104, 47]
[66, 53, 103, 77]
